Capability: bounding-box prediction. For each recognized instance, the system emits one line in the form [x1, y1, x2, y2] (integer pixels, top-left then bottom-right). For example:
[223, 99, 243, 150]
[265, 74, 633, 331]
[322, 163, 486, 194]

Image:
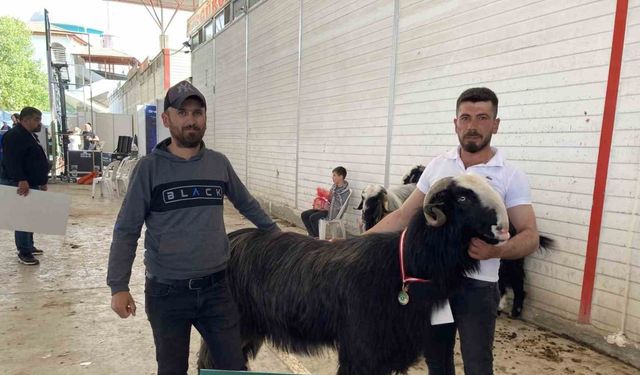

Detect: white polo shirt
[416, 146, 531, 282]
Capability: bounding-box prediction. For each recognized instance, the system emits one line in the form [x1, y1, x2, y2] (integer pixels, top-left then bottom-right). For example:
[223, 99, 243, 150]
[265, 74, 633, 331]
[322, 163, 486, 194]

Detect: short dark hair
[12, 113, 19, 120]
[332, 166, 347, 178]
[19, 107, 42, 120]
[456, 87, 499, 117]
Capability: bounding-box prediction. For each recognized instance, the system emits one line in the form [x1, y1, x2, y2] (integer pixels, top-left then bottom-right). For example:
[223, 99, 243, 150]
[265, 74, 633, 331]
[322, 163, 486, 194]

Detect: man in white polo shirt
[367, 87, 541, 375]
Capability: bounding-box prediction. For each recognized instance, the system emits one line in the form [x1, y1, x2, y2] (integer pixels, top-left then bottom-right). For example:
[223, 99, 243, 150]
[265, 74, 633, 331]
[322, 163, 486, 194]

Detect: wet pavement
[0, 183, 637, 375]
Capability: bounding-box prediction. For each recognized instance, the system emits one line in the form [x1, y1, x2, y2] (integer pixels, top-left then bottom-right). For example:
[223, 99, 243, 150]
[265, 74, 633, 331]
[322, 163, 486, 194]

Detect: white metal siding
[592, 1, 640, 340]
[214, 18, 248, 182]
[169, 52, 192, 85]
[192, 39, 216, 147]
[298, 0, 395, 230]
[247, 0, 300, 207]
[392, 0, 640, 340]
[183, 0, 640, 350]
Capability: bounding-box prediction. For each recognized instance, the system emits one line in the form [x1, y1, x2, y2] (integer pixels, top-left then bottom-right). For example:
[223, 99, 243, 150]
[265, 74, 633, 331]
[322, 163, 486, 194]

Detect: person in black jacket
[0, 107, 49, 265]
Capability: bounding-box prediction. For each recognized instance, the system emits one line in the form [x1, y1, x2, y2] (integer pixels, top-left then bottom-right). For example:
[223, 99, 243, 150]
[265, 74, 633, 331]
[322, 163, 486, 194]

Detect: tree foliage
[0, 17, 49, 111]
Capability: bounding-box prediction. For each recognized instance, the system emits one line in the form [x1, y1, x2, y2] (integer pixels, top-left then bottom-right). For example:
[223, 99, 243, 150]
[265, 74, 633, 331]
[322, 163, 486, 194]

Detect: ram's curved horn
[423, 177, 452, 227]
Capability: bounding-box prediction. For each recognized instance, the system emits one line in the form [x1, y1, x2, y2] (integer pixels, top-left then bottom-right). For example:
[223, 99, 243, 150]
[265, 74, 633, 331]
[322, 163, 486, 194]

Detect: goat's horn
[424, 205, 446, 227]
[423, 177, 452, 227]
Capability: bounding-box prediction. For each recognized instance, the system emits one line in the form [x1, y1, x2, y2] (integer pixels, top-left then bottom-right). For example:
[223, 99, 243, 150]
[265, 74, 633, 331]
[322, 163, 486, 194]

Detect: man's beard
[459, 132, 491, 153]
[171, 125, 204, 148]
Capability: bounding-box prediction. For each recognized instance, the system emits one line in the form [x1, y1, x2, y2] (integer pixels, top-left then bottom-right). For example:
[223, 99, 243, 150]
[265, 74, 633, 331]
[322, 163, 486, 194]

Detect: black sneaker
[18, 253, 40, 265]
[31, 248, 44, 255]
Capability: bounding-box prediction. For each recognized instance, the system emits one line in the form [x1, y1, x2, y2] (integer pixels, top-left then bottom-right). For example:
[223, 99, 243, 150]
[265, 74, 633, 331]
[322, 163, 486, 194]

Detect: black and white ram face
[423, 174, 510, 244]
[356, 184, 388, 231]
[402, 165, 426, 185]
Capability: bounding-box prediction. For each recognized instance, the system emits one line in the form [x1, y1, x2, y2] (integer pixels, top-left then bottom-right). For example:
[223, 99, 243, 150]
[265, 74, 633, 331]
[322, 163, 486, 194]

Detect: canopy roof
[102, 0, 200, 12]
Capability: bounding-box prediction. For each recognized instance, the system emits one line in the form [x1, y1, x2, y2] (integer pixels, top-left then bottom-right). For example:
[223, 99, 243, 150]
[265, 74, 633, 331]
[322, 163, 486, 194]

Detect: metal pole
[88, 33, 94, 126]
[56, 68, 70, 180]
[44, 9, 58, 180]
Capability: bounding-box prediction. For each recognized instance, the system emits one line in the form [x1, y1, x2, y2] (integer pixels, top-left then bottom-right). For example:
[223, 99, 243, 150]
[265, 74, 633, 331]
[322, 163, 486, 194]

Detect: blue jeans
[144, 271, 246, 375]
[424, 278, 500, 375]
[0, 178, 39, 255]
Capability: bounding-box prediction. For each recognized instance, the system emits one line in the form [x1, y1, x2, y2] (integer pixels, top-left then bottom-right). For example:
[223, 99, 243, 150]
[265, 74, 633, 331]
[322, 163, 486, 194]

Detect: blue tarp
[51, 23, 103, 36]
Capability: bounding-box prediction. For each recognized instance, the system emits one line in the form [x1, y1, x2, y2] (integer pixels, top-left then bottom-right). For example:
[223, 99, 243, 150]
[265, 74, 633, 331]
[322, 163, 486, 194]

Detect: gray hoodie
[107, 138, 277, 294]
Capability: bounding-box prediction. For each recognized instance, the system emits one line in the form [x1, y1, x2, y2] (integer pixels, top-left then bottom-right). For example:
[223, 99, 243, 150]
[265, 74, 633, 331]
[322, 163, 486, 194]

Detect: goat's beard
[459, 132, 492, 153]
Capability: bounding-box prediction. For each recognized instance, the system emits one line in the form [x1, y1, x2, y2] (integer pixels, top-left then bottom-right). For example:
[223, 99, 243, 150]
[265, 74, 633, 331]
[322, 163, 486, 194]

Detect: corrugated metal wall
[393, 0, 617, 329]
[193, 38, 216, 145]
[247, 0, 300, 207]
[298, 0, 396, 231]
[189, 0, 639, 345]
[595, 0, 640, 341]
[109, 51, 186, 116]
[213, 17, 248, 181]
[169, 52, 192, 86]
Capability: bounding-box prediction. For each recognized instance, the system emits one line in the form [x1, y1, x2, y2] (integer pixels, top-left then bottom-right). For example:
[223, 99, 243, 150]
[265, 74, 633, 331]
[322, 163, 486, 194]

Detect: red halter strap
[399, 229, 430, 285]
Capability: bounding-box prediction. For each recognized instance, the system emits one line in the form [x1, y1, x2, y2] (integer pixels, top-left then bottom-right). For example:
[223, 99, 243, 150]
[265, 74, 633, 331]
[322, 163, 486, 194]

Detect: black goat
[402, 164, 426, 184]
[198, 175, 511, 375]
[498, 230, 553, 318]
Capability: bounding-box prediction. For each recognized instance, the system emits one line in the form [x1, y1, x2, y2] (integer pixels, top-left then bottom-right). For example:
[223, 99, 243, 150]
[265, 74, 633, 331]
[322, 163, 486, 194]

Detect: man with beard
[107, 80, 279, 374]
[0, 107, 49, 265]
[367, 87, 540, 375]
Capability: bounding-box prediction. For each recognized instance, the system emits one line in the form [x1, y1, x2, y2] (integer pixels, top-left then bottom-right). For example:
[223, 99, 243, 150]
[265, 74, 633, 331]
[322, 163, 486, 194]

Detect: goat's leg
[510, 275, 526, 318]
[498, 277, 508, 315]
[197, 337, 260, 370]
[336, 327, 391, 375]
[336, 355, 390, 375]
[197, 339, 213, 370]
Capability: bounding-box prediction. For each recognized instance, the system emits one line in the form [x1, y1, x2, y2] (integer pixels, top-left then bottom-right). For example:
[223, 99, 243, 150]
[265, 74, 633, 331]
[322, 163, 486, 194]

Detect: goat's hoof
[511, 307, 522, 319]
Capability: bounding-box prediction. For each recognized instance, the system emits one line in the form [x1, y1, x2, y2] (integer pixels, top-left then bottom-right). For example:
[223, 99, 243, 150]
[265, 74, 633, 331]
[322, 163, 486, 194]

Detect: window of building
[215, 9, 225, 33]
[248, 0, 261, 9]
[191, 30, 201, 48]
[204, 20, 214, 41]
[215, 4, 232, 34]
[233, 0, 245, 19]
[51, 42, 67, 64]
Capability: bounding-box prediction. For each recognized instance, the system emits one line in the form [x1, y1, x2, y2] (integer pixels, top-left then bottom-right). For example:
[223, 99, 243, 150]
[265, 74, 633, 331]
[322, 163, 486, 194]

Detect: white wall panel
[592, 2, 640, 341]
[392, 0, 639, 341]
[169, 52, 192, 86]
[247, 0, 300, 207]
[298, 0, 395, 230]
[192, 39, 216, 148]
[214, 18, 248, 182]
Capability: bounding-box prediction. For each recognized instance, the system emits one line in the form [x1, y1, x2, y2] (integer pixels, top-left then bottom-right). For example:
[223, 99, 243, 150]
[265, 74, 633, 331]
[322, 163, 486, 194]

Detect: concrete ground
[0, 183, 637, 375]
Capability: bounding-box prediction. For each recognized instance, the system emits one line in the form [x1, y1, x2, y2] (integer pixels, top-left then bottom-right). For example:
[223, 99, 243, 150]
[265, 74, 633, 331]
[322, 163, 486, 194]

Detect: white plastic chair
[319, 189, 352, 240]
[115, 157, 138, 195]
[91, 160, 122, 199]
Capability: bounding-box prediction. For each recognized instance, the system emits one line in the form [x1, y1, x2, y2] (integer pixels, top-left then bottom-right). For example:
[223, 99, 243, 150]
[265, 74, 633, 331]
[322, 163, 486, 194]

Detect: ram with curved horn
[199, 174, 512, 375]
[357, 165, 426, 232]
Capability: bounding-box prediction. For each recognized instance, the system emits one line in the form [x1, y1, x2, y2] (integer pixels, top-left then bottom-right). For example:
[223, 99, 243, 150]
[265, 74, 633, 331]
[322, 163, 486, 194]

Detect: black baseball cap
[164, 80, 206, 111]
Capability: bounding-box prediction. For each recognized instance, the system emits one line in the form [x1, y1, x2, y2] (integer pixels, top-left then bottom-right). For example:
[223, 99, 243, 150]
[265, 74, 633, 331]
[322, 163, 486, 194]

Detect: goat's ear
[373, 202, 385, 224]
[356, 199, 363, 210]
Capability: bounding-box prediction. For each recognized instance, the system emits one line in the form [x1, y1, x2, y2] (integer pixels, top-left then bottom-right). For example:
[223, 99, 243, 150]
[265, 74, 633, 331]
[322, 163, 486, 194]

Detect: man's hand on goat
[468, 238, 503, 260]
